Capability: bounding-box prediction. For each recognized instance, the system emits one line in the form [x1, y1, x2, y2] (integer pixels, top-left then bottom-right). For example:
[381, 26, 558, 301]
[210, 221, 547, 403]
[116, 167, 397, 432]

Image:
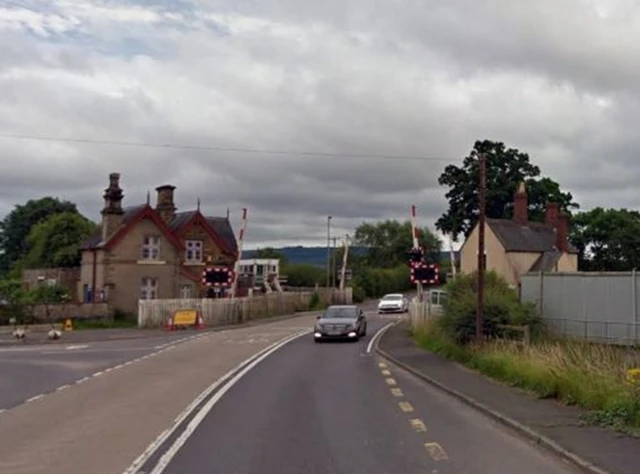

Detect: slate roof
[80, 205, 145, 250]
[486, 218, 578, 254]
[168, 211, 238, 254]
[530, 250, 563, 272]
[80, 206, 237, 254]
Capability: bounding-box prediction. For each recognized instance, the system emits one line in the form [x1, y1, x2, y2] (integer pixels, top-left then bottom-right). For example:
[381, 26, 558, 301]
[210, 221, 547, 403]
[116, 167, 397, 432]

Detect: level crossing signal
[202, 267, 234, 287]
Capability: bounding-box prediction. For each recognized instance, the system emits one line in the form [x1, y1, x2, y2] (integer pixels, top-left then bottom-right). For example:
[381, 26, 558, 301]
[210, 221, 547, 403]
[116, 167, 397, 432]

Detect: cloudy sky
[1, 0, 639, 249]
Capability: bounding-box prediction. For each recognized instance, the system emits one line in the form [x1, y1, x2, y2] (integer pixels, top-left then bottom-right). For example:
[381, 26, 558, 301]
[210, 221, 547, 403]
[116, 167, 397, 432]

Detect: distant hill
[243, 246, 459, 267]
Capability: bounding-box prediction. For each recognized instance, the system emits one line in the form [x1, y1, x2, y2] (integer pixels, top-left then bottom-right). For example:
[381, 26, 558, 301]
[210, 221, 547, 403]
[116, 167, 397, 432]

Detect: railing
[409, 290, 446, 328]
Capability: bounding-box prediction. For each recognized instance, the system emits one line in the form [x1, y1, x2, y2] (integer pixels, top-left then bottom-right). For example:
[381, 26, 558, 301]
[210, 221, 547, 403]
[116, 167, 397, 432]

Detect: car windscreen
[382, 295, 402, 300]
[322, 308, 357, 318]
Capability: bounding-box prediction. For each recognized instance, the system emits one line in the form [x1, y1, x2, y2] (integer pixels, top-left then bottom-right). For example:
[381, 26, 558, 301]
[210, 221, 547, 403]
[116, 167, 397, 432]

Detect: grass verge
[73, 317, 138, 330]
[413, 320, 640, 434]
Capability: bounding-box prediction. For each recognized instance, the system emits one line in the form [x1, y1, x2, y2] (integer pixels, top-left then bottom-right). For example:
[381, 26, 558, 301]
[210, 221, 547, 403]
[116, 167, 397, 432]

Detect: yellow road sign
[173, 310, 198, 327]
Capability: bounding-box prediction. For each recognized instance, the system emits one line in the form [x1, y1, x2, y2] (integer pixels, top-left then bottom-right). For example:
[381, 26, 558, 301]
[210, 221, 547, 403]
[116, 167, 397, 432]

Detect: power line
[0, 133, 451, 162]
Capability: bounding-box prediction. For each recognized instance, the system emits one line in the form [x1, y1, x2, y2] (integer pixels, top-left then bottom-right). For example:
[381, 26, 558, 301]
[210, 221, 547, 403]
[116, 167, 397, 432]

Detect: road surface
[138, 319, 580, 474]
[0, 308, 579, 474]
[0, 332, 204, 410]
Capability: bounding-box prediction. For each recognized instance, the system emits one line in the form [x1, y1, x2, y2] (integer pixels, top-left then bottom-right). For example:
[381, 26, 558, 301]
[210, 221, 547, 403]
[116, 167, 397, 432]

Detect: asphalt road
[0, 331, 204, 410]
[147, 318, 580, 474]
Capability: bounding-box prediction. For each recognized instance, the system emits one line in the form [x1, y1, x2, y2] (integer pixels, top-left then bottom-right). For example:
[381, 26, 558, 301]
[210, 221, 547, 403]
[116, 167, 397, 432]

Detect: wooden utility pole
[331, 237, 337, 288]
[476, 153, 486, 341]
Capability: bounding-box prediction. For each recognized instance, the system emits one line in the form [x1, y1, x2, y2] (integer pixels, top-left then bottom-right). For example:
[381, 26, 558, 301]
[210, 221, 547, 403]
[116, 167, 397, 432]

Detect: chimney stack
[101, 173, 124, 242]
[545, 201, 559, 228]
[155, 185, 176, 222]
[513, 182, 528, 224]
[556, 212, 569, 252]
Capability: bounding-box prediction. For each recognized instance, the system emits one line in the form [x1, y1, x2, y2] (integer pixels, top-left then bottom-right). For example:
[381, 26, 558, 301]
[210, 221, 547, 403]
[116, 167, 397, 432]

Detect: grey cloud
[2, 1, 640, 247]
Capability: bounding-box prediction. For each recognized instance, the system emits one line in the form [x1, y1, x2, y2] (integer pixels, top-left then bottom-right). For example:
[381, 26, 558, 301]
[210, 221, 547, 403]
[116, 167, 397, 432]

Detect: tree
[0, 197, 79, 274]
[282, 263, 324, 287]
[22, 212, 97, 268]
[254, 247, 289, 266]
[352, 220, 441, 268]
[436, 140, 578, 240]
[569, 208, 640, 271]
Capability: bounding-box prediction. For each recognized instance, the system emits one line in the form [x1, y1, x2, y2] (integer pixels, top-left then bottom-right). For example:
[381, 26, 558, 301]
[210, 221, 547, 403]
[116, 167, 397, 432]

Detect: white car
[378, 293, 409, 314]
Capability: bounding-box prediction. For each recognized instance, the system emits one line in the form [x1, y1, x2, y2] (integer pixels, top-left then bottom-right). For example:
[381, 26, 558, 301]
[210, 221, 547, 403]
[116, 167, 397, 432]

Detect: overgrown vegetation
[414, 271, 640, 432]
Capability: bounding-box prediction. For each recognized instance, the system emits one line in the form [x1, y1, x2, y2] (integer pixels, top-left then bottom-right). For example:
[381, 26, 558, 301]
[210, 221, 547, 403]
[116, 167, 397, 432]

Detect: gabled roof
[530, 250, 563, 272]
[80, 204, 184, 251]
[487, 218, 578, 254]
[169, 211, 237, 255]
[80, 205, 145, 250]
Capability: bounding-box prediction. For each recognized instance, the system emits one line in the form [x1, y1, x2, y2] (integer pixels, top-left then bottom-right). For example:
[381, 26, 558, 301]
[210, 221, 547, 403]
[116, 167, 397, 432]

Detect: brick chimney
[101, 173, 124, 242]
[545, 201, 559, 228]
[556, 212, 569, 252]
[513, 182, 528, 224]
[155, 185, 176, 222]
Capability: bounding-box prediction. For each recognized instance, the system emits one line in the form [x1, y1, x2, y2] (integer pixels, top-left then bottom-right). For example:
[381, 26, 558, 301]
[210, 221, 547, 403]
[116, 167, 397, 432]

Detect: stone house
[79, 173, 238, 315]
[460, 182, 578, 288]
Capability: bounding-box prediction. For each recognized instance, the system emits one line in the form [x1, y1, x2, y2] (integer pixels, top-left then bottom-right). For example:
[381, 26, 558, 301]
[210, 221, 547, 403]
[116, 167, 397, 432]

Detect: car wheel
[361, 324, 367, 337]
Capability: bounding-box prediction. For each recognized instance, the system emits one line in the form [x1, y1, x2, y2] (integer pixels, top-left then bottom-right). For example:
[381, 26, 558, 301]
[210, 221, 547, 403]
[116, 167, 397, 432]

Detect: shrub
[439, 271, 541, 344]
[414, 320, 640, 431]
[352, 265, 411, 298]
[351, 286, 366, 303]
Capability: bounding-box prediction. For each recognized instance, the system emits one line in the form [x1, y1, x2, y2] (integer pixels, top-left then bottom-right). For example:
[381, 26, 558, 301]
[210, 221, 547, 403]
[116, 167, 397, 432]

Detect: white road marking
[26, 394, 43, 403]
[56, 385, 70, 392]
[124, 330, 309, 474]
[76, 377, 90, 384]
[366, 322, 396, 354]
[65, 344, 89, 350]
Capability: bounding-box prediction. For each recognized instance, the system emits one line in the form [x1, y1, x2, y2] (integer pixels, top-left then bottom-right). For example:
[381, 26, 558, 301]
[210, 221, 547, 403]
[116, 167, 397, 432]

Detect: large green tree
[0, 197, 78, 274]
[570, 208, 640, 271]
[23, 212, 97, 269]
[436, 140, 578, 240]
[353, 219, 441, 268]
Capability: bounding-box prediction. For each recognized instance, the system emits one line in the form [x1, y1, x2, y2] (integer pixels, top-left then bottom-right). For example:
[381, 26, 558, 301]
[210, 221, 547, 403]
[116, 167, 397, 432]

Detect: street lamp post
[326, 216, 332, 289]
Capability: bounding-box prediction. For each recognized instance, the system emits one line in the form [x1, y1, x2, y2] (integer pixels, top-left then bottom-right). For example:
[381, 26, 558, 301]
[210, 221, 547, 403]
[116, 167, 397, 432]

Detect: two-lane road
[142, 316, 580, 474]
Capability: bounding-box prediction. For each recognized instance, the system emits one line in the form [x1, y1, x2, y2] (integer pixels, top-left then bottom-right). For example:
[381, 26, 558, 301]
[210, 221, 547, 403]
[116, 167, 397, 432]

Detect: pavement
[377, 320, 640, 474]
[0, 304, 585, 474]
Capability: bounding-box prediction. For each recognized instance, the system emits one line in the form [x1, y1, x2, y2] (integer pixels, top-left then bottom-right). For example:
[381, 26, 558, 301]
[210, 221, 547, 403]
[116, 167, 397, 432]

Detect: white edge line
[367, 322, 396, 354]
[26, 394, 43, 403]
[148, 329, 309, 474]
[56, 385, 70, 392]
[122, 329, 309, 474]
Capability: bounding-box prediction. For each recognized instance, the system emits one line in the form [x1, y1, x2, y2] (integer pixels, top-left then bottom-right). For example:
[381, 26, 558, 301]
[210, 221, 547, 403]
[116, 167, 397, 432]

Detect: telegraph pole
[476, 153, 486, 341]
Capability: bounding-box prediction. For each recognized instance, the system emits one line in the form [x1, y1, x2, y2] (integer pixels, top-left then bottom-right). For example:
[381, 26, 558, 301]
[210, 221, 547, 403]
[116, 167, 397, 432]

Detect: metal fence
[520, 272, 640, 345]
[409, 290, 446, 328]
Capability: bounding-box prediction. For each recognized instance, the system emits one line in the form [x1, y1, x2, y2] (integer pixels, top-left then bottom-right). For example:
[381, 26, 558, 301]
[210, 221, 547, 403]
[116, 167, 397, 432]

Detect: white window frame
[180, 284, 192, 300]
[140, 277, 158, 300]
[142, 235, 160, 260]
[185, 240, 203, 263]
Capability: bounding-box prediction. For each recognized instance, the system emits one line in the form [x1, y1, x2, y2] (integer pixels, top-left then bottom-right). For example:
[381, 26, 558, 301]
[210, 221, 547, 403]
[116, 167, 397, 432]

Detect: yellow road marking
[391, 388, 403, 397]
[381, 369, 391, 376]
[378, 362, 387, 368]
[385, 378, 396, 386]
[398, 401, 414, 412]
[424, 442, 448, 461]
[410, 418, 427, 432]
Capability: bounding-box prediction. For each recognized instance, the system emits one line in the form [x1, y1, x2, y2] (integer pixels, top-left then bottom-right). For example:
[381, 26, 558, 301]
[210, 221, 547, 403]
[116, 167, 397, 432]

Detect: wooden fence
[138, 289, 352, 328]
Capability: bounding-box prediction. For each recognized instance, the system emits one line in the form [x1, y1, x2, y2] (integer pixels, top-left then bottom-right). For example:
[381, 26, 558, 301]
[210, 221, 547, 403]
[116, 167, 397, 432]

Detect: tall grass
[414, 321, 640, 431]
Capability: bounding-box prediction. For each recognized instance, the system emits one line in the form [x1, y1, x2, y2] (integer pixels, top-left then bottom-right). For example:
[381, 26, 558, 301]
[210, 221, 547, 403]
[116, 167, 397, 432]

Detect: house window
[142, 236, 160, 260]
[180, 284, 192, 299]
[185, 240, 203, 263]
[140, 277, 158, 300]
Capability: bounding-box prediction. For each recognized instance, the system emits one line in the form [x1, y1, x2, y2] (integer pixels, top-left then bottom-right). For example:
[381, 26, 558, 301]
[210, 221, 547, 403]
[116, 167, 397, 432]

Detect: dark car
[313, 305, 367, 342]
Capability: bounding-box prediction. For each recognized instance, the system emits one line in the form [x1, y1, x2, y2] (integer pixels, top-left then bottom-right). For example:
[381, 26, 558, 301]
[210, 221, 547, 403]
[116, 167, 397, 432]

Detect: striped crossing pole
[230, 207, 248, 301]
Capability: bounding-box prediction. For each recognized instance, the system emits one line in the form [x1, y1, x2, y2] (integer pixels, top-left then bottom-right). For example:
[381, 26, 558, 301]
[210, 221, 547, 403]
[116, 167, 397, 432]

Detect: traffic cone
[196, 313, 205, 330]
[164, 316, 174, 331]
